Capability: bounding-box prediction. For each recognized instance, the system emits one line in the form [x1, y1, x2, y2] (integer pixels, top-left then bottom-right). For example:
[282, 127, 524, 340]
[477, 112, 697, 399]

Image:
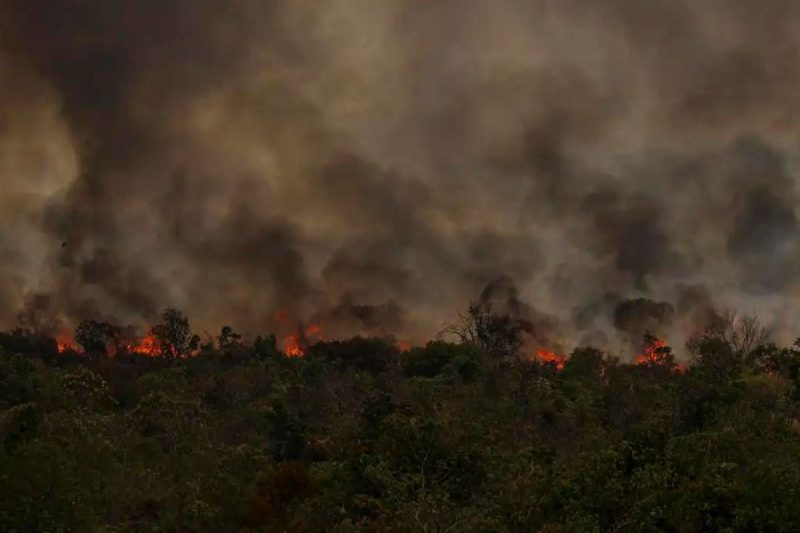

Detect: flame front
[282, 323, 322, 357]
[635, 337, 686, 373]
[56, 332, 75, 353]
[536, 349, 567, 370]
[56, 331, 159, 357]
[283, 333, 304, 357]
[634, 338, 669, 365]
[128, 334, 159, 357]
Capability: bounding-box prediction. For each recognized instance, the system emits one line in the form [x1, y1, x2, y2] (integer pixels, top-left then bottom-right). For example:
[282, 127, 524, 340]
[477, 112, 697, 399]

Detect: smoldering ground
[1, 1, 800, 354]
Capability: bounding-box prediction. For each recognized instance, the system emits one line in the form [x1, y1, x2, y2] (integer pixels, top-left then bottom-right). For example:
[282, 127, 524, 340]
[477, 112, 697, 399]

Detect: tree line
[2, 305, 800, 531]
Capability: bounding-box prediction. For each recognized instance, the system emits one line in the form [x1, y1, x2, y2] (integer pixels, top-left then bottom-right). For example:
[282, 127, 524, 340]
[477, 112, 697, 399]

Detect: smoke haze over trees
[7, 4, 800, 530]
[2, 1, 800, 353]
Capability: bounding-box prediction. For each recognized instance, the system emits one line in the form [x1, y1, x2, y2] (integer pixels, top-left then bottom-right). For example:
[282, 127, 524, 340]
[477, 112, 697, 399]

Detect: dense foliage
[3, 311, 800, 532]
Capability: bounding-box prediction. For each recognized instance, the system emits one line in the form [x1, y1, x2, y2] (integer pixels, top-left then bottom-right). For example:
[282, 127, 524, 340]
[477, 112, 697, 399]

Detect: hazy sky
[2, 1, 800, 353]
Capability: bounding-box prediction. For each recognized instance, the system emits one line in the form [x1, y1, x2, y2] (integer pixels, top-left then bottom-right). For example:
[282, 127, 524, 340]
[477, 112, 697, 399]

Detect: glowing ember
[282, 323, 322, 357]
[56, 332, 76, 353]
[397, 340, 411, 352]
[635, 338, 669, 365]
[536, 349, 567, 370]
[284, 333, 305, 357]
[128, 334, 159, 357]
[634, 337, 685, 372]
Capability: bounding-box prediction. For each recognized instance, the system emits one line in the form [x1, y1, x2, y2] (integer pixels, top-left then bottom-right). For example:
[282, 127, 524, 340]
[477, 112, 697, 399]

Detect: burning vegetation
[634, 336, 669, 365]
[4, 298, 800, 531]
[42, 295, 736, 373]
[4, 0, 800, 529]
[282, 324, 323, 358]
[55, 332, 76, 354]
[127, 334, 159, 357]
[536, 349, 568, 370]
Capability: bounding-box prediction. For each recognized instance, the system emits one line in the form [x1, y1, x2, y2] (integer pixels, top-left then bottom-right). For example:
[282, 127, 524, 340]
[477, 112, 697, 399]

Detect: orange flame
[284, 333, 304, 357]
[56, 332, 76, 353]
[282, 323, 322, 357]
[635, 337, 686, 373]
[634, 338, 669, 365]
[397, 340, 411, 352]
[128, 334, 159, 356]
[536, 349, 567, 370]
[55, 331, 159, 357]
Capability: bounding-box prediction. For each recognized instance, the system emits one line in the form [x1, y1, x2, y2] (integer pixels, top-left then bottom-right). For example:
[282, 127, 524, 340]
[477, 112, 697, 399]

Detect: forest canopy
[2, 306, 800, 531]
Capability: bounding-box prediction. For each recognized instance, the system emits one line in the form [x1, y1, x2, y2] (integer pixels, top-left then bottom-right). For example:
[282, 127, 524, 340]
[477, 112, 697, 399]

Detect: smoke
[613, 298, 675, 342]
[2, 1, 800, 353]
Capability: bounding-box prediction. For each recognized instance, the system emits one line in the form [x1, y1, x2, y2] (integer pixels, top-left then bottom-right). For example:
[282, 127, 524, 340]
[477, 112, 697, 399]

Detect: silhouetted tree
[217, 326, 241, 351]
[562, 346, 607, 382]
[403, 341, 483, 380]
[150, 309, 198, 360]
[440, 302, 521, 358]
[309, 337, 398, 373]
[253, 333, 280, 360]
[687, 310, 769, 367]
[216, 325, 246, 360]
[75, 320, 120, 359]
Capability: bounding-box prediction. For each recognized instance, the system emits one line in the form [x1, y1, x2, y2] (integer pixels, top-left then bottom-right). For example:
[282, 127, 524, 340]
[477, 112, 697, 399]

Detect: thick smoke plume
[2, 1, 800, 354]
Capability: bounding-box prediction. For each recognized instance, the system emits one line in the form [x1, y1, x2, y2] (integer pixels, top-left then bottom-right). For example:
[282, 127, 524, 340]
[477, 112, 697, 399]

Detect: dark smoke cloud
[312, 294, 408, 340]
[2, 1, 800, 351]
[613, 298, 675, 341]
[477, 276, 563, 353]
[724, 141, 800, 293]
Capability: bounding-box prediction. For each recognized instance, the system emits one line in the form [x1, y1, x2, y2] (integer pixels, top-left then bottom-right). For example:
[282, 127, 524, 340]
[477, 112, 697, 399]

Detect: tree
[217, 326, 246, 359]
[218, 326, 241, 352]
[309, 337, 398, 373]
[403, 341, 483, 381]
[687, 310, 769, 365]
[253, 334, 280, 360]
[440, 302, 521, 358]
[75, 320, 121, 359]
[150, 309, 198, 360]
[562, 347, 607, 382]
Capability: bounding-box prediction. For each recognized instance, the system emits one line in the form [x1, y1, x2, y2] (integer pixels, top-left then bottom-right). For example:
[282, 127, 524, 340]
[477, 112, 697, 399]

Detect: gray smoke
[2, 1, 800, 353]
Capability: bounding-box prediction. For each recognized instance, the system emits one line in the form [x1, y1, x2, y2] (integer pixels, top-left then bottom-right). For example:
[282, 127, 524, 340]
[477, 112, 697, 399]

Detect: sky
[1, 0, 800, 354]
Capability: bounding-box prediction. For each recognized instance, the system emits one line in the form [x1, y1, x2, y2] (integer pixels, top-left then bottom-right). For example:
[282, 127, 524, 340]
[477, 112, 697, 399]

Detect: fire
[284, 333, 304, 357]
[128, 334, 159, 356]
[56, 332, 76, 353]
[536, 349, 567, 370]
[397, 340, 411, 352]
[635, 337, 686, 373]
[282, 323, 322, 357]
[55, 330, 159, 357]
[635, 337, 669, 365]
